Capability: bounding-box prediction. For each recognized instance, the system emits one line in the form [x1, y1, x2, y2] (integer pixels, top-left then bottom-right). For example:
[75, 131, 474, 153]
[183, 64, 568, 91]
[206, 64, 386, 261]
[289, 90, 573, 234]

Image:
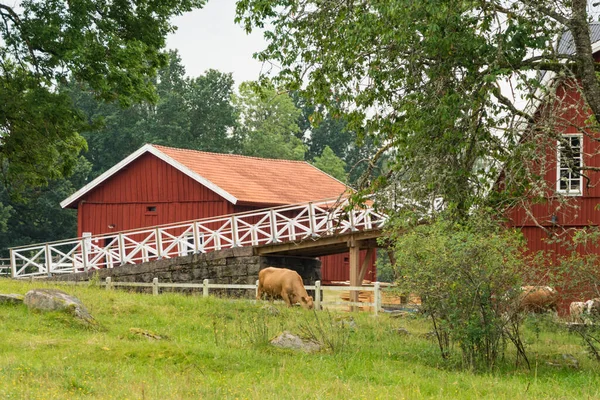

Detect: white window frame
[556, 134, 583, 196]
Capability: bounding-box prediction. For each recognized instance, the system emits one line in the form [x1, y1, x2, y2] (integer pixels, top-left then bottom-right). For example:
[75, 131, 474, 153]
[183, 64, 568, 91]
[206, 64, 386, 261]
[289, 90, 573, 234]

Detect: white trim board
[60, 144, 238, 208]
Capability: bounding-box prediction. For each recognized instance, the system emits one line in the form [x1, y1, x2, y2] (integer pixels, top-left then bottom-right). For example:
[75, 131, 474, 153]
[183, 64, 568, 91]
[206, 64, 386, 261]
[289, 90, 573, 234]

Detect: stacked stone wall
[49, 248, 321, 298]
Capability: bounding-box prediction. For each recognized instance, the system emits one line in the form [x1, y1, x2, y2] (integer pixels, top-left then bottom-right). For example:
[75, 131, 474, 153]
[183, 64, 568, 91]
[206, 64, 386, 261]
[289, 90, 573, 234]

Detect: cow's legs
[256, 282, 263, 300]
[281, 291, 293, 307]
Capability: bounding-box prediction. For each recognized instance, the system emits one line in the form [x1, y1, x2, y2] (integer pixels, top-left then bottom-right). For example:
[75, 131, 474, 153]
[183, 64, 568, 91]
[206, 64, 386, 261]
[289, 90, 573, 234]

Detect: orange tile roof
[152, 145, 350, 205]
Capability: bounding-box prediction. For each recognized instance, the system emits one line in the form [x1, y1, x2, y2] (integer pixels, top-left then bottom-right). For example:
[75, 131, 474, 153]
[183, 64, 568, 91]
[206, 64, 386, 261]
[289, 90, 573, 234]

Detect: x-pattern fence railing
[9, 197, 387, 278]
[0, 258, 10, 276]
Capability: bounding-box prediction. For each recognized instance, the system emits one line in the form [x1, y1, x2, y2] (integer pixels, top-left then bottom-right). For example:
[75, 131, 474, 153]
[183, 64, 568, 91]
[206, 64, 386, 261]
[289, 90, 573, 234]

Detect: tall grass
[0, 278, 599, 399]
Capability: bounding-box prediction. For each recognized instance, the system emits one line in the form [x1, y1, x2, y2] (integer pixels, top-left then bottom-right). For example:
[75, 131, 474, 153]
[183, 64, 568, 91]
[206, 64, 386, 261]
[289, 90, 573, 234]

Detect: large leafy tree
[0, 0, 206, 189]
[235, 82, 306, 160]
[185, 70, 238, 153]
[312, 145, 347, 182]
[235, 0, 600, 218]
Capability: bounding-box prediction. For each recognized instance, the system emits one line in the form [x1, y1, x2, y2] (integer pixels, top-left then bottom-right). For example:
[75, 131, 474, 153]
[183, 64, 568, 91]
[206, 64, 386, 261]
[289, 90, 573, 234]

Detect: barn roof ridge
[149, 144, 309, 164]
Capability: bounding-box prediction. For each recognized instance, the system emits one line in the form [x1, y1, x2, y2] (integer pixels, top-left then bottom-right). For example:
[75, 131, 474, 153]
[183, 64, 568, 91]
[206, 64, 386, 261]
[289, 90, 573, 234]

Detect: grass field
[0, 278, 599, 399]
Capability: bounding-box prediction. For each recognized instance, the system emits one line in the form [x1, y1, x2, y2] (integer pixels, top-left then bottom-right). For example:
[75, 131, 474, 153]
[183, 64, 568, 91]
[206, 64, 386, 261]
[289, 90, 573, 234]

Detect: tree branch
[0, 3, 41, 75]
[520, 0, 569, 25]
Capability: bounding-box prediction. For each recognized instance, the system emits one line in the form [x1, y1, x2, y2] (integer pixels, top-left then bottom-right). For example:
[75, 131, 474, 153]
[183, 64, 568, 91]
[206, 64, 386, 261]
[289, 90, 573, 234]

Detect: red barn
[506, 28, 600, 308]
[61, 144, 376, 283]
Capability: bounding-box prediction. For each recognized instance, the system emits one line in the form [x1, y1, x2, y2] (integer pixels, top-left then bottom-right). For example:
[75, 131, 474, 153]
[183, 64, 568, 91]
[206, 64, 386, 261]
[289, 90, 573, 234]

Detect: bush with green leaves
[388, 212, 528, 369]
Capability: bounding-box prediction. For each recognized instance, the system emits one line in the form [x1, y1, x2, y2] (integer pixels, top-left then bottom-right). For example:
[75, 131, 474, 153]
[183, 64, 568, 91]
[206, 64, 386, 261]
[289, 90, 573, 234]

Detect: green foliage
[0, 157, 92, 254]
[0, 68, 88, 191]
[185, 70, 238, 153]
[293, 94, 384, 185]
[390, 212, 527, 369]
[235, 82, 306, 160]
[70, 51, 238, 176]
[375, 249, 397, 283]
[0, 0, 207, 188]
[312, 146, 347, 182]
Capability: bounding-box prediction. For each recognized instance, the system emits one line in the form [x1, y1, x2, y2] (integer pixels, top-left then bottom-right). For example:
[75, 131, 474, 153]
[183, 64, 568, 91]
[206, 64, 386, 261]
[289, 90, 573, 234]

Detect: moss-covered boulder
[24, 289, 97, 326]
[0, 294, 24, 305]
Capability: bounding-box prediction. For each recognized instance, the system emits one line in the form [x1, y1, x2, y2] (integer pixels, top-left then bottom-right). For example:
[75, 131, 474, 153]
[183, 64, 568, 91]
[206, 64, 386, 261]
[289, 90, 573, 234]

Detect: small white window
[557, 134, 583, 195]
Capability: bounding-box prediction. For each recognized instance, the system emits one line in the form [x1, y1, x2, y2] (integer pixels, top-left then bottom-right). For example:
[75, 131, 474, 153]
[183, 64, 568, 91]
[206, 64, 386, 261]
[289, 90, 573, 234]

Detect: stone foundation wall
[49, 247, 321, 296]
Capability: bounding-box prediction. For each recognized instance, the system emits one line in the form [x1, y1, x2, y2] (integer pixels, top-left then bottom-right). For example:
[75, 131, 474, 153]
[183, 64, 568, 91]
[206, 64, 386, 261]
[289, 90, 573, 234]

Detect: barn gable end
[76, 152, 234, 236]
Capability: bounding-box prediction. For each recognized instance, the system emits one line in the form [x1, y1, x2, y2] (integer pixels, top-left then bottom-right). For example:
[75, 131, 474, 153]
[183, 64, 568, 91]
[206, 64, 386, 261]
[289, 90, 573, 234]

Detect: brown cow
[257, 267, 314, 309]
[518, 286, 558, 313]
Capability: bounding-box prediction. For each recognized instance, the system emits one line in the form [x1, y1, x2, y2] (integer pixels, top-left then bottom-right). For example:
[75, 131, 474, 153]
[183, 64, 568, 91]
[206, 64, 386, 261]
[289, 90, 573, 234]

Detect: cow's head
[301, 295, 314, 310]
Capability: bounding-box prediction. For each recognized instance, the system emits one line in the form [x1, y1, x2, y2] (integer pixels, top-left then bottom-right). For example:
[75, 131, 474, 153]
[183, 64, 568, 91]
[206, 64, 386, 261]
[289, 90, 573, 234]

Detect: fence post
[269, 209, 279, 243]
[45, 243, 52, 277]
[315, 280, 321, 310]
[9, 249, 16, 278]
[203, 279, 209, 298]
[105, 277, 112, 291]
[152, 278, 159, 296]
[374, 281, 381, 316]
[307, 202, 316, 235]
[255, 279, 260, 301]
[80, 237, 88, 273]
[155, 228, 163, 259]
[192, 222, 200, 253]
[118, 233, 126, 265]
[231, 216, 239, 247]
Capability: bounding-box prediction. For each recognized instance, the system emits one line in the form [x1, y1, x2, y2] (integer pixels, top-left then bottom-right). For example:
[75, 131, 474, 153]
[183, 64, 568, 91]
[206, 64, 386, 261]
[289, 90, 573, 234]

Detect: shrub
[388, 211, 527, 369]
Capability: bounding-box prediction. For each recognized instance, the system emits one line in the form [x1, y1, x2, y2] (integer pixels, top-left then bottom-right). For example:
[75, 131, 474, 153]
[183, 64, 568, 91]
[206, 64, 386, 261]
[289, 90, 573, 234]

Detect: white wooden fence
[9, 197, 387, 278]
[84, 278, 384, 315]
[0, 258, 10, 276]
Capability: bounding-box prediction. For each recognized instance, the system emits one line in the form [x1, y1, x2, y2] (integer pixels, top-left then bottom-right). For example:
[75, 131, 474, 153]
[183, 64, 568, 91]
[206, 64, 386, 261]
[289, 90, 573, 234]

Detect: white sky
[166, 0, 268, 85]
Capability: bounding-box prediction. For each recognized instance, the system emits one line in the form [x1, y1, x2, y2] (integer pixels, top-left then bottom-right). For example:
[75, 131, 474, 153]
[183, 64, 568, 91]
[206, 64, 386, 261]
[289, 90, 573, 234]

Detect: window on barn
[145, 206, 157, 216]
[557, 134, 583, 195]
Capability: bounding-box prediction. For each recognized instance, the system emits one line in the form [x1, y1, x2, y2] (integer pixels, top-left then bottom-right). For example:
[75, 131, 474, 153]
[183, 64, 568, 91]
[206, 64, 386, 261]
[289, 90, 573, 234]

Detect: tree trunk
[569, 0, 600, 123]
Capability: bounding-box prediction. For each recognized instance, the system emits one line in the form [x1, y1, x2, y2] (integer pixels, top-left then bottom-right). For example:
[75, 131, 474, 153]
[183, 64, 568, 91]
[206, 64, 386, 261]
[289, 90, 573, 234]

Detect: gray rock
[270, 331, 321, 353]
[0, 294, 24, 305]
[24, 289, 97, 326]
[546, 354, 580, 369]
[392, 327, 411, 336]
[129, 328, 164, 340]
[561, 353, 580, 369]
[337, 317, 358, 331]
[388, 311, 414, 318]
[420, 330, 437, 340]
[261, 304, 280, 316]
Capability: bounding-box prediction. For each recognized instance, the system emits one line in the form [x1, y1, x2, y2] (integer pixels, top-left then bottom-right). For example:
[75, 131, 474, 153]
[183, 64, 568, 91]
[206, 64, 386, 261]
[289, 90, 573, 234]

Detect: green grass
[0, 278, 599, 399]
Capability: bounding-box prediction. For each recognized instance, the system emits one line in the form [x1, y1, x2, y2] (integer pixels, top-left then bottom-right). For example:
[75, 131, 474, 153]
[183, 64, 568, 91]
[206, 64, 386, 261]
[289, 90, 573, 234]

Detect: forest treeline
[0, 51, 381, 252]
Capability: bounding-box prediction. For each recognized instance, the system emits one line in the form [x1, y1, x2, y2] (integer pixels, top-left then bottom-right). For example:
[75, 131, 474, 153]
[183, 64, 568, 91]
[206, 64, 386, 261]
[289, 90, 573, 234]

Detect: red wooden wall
[320, 250, 377, 284]
[508, 79, 600, 240]
[506, 77, 600, 311]
[75, 152, 376, 281]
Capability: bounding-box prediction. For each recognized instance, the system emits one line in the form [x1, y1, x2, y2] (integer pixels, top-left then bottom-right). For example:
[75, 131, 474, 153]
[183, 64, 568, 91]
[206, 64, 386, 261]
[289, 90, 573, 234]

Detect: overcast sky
[166, 0, 268, 85]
